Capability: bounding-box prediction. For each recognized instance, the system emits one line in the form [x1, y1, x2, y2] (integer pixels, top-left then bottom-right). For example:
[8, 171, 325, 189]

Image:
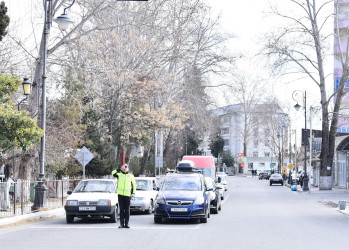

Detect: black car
[259, 172, 270, 180]
[269, 174, 284, 186]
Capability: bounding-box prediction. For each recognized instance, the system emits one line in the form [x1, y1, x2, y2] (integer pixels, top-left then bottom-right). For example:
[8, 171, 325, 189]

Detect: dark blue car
[154, 170, 210, 224]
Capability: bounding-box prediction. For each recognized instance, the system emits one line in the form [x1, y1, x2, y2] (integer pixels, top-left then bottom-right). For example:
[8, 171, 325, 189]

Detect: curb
[0, 207, 65, 227]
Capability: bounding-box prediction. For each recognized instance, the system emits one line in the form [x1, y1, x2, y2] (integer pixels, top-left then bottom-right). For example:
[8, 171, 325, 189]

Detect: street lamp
[17, 78, 32, 111]
[292, 90, 309, 192]
[32, 0, 75, 211]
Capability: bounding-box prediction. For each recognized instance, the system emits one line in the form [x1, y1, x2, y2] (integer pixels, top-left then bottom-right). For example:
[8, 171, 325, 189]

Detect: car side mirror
[154, 187, 159, 191]
[206, 187, 213, 191]
[67, 190, 72, 195]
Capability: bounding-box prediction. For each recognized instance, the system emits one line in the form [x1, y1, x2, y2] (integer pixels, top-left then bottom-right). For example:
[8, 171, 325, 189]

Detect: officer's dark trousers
[118, 195, 130, 226]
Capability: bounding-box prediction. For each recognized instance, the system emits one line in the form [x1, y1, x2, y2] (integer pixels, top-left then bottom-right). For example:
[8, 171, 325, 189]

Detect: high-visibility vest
[112, 170, 136, 196]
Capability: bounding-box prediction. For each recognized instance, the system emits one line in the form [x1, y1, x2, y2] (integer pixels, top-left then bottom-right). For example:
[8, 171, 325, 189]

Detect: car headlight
[98, 199, 111, 206]
[156, 196, 165, 204]
[193, 196, 205, 205]
[66, 200, 78, 206]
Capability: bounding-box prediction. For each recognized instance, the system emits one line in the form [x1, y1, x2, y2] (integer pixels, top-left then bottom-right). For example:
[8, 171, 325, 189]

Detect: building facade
[199, 104, 290, 175]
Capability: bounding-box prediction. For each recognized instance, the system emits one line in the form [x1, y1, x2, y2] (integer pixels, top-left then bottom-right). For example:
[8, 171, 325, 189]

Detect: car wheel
[66, 214, 74, 224]
[221, 195, 224, 200]
[146, 200, 153, 214]
[281, 182, 284, 186]
[110, 205, 118, 223]
[270, 182, 272, 186]
[154, 216, 162, 224]
[200, 214, 208, 223]
[212, 207, 219, 214]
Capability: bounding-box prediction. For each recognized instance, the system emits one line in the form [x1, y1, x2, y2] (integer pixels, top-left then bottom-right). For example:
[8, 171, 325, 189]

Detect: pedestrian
[111, 164, 136, 229]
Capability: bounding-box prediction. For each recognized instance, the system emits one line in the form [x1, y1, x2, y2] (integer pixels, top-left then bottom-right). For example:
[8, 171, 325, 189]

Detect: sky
[206, 0, 332, 132]
[4, 0, 330, 134]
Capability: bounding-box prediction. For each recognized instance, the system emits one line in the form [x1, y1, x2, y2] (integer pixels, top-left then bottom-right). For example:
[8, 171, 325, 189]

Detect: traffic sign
[288, 164, 294, 169]
[75, 147, 94, 178]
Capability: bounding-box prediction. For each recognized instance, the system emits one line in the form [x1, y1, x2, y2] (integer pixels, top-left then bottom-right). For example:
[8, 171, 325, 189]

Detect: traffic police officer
[112, 164, 136, 228]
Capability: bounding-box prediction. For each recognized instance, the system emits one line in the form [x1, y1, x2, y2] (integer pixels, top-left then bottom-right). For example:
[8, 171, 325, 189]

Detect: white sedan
[130, 177, 159, 214]
[64, 179, 118, 223]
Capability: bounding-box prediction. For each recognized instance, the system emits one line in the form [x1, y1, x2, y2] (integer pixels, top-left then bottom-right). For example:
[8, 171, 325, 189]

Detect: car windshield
[136, 180, 151, 191]
[162, 175, 201, 191]
[74, 180, 115, 193]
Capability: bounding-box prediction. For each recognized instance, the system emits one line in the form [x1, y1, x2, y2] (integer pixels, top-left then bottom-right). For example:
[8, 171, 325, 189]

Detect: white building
[199, 104, 290, 175]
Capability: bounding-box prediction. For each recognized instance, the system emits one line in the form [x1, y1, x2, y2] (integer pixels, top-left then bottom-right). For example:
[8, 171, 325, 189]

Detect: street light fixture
[18, 78, 32, 111]
[54, 0, 75, 31]
[32, 0, 75, 211]
[292, 90, 309, 192]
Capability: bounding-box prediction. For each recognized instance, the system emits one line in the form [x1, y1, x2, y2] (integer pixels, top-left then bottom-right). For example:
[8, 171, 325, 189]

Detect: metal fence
[0, 179, 81, 218]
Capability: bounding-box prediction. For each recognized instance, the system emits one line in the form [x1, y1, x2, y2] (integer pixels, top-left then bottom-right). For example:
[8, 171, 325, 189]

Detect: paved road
[1, 176, 349, 250]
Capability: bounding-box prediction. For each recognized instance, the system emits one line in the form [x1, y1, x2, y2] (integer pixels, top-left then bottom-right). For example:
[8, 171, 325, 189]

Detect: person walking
[112, 164, 136, 228]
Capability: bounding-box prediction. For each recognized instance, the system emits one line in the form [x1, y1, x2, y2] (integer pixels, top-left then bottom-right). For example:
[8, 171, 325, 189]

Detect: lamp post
[32, 0, 75, 211]
[292, 90, 309, 192]
[277, 133, 281, 173]
[17, 78, 32, 111]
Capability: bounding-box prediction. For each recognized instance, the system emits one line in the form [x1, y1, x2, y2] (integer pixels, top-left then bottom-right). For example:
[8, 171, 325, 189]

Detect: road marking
[30, 225, 200, 230]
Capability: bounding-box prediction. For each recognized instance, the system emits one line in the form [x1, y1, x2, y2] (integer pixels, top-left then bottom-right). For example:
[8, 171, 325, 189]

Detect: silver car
[130, 177, 159, 214]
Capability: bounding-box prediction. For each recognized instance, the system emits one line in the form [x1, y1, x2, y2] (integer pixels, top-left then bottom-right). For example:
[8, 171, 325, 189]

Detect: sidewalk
[0, 207, 65, 227]
[285, 181, 349, 216]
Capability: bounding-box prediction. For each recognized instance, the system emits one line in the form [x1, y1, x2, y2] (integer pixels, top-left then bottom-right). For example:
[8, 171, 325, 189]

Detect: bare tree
[263, 0, 346, 190]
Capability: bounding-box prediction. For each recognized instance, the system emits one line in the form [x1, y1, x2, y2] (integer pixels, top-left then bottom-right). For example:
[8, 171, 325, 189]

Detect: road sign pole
[83, 151, 85, 179]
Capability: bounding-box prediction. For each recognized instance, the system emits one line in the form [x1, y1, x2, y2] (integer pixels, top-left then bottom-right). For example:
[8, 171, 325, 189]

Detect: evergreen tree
[0, 1, 10, 41]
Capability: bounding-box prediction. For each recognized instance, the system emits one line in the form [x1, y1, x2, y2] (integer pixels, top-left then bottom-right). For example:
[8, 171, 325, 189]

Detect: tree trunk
[18, 153, 32, 180]
[139, 147, 149, 175]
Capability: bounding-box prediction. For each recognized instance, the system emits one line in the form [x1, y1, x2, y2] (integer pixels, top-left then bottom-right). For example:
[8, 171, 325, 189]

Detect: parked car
[291, 172, 299, 185]
[204, 177, 222, 214]
[269, 174, 284, 186]
[216, 182, 225, 200]
[154, 162, 210, 224]
[259, 172, 270, 180]
[217, 172, 228, 191]
[130, 177, 159, 214]
[64, 179, 118, 223]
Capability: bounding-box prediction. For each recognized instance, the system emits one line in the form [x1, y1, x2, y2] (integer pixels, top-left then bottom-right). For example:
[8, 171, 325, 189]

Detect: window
[253, 152, 258, 157]
[224, 139, 229, 146]
[220, 115, 229, 123]
[264, 152, 270, 157]
[221, 127, 229, 134]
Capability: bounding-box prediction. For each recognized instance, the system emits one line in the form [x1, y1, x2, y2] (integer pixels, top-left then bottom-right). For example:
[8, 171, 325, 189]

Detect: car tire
[154, 216, 162, 224]
[200, 215, 208, 223]
[66, 214, 74, 224]
[146, 201, 153, 214]
[212, 207, 219, 214]
[281, 182, 284, 186]
[221, 195, 224, 200]
[270, 182, 272, 186]
[110, 205, 118, 223]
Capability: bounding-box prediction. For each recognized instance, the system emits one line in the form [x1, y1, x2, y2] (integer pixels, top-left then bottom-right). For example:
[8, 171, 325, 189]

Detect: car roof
[135, 177, 157, 181]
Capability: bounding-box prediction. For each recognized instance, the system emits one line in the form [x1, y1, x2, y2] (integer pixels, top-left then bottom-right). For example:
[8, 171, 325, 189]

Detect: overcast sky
[4, 0, 328, 131]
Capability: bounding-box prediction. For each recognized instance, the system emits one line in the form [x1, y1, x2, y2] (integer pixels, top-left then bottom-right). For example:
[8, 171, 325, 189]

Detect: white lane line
[221, 192, 231, 205]
[30, 225, 200, 230]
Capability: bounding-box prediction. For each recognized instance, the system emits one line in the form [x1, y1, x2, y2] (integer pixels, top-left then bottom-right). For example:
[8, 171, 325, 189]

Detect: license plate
[79, 206, 96, 211]
[171, 207, 188, 212]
